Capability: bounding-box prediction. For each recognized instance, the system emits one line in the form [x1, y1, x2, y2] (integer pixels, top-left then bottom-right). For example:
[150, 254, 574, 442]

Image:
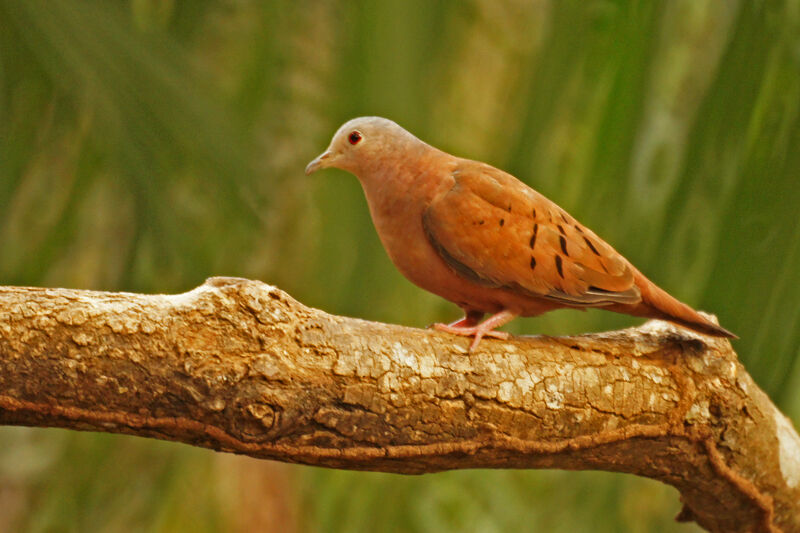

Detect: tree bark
[0, 278, 798, 532]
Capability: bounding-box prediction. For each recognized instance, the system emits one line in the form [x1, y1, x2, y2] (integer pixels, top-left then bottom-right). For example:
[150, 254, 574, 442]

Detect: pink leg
[442, 310, 484, 329]
[434, 310, 518, 352]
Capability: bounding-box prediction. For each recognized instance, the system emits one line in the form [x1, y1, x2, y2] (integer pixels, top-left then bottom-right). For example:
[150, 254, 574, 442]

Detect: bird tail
[615, 269, 737, 339]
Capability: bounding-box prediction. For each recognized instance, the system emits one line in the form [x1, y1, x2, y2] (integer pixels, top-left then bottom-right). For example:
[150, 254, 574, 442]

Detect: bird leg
[440, 310, 484, 329]
[434, 310, 518, 352]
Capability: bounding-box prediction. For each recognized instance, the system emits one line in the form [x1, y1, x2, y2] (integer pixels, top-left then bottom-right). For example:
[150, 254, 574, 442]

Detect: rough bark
[0, 278, 798, 532]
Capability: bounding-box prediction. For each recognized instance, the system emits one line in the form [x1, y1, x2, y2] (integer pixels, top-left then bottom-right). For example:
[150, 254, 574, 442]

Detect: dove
[306, 117, 735, 351]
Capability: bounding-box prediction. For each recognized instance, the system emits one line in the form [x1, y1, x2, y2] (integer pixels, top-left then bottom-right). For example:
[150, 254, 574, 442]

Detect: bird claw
[433, 322, 510, 338]
[433, 322, 510, 352]
[432, 310, 517, 352]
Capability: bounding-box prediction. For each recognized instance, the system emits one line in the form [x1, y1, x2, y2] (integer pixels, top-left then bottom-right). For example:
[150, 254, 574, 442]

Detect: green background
[1, 0, 798, 531]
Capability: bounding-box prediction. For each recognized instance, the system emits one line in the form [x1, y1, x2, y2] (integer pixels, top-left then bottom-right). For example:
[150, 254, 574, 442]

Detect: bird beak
[305, 150, 333, 175]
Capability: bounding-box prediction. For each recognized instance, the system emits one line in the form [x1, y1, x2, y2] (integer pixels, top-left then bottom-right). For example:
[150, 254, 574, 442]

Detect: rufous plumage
[306, 117, 735, 351]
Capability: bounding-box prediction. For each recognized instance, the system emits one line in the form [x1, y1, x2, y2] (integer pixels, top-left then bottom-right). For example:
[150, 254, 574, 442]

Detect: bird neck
[356, 146, 453, 253]
[358, 142, 451, 201]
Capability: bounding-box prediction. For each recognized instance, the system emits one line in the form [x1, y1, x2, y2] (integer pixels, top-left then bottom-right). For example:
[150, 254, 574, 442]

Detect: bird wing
[422, 162, 641, 306]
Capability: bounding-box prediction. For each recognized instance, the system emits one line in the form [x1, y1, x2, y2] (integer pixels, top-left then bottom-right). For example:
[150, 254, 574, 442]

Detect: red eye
[348, 131, 362, 145]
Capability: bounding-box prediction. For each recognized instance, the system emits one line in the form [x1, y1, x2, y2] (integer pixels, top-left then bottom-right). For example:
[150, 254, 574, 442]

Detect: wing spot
[530, 256, 536, 270]
[559, 236, 569, 256]
[574, 224, 584, 234]
[561, 213, 569, 224]
[499, 218, 505, 227]
[583, 236, 600, 256]
[529, 224, 539, 248]
[555, 255, 564, 278]
[557, 224, 566, 235]
[532, 208, 537, 218]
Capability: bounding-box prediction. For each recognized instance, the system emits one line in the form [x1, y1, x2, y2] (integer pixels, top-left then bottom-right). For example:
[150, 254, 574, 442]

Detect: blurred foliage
[0, 0, 798, 531]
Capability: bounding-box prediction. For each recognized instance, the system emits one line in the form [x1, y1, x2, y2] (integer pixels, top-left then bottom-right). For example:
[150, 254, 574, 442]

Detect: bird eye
[348, 131, 362, 145]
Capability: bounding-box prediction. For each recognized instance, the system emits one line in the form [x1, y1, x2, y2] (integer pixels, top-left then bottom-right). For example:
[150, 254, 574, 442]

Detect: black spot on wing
[529, 224, 538, 248]
[583, 236, 600, 256]
[559, 235, 569, 256]
[555, 255, 564, 278]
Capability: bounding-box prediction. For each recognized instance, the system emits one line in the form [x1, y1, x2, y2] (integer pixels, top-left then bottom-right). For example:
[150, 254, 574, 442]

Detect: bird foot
[434, 322, 509, 338]
[433, 310, 517, 352]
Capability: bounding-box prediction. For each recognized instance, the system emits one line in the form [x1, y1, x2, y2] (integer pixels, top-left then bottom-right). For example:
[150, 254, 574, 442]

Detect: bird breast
[356, 156, 520, 313]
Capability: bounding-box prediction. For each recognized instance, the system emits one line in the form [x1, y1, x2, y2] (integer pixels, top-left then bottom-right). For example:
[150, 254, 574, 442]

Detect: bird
[305, 116, 735, 351]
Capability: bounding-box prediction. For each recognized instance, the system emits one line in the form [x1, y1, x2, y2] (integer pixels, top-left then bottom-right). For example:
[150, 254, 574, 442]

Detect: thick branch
[0, 278, 798, 532]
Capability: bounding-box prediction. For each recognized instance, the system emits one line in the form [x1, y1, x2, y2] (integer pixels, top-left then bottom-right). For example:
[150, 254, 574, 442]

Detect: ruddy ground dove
[306, 117, 735, 351]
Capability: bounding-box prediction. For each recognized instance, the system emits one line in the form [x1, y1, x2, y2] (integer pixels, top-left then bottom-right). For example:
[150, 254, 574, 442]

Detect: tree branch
[0, 278, 798, 532]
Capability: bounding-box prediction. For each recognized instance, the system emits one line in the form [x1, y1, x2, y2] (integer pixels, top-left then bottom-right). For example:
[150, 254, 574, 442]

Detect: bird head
[305, 116, 417, 177]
